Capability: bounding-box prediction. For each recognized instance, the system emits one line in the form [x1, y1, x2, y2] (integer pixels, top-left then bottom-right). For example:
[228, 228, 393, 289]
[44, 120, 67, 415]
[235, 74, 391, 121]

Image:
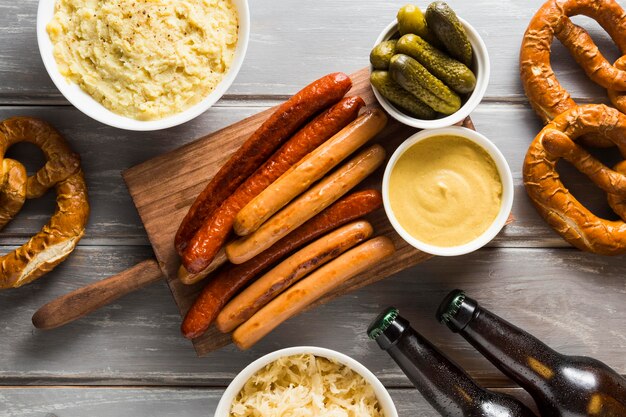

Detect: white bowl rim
[370, 17, 490, 130]
[213, 346, 399, 417]
[382, 126, 514, 257]
[36, 0, 250, 132]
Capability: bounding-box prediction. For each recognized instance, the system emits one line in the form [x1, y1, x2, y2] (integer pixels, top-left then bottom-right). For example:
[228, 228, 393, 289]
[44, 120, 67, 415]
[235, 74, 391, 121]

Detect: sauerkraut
[230, 354, 385, 417]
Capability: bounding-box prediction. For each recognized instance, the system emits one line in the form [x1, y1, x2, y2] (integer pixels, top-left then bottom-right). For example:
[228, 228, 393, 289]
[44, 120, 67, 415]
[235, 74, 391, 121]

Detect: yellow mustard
[389, 135, 502, 247]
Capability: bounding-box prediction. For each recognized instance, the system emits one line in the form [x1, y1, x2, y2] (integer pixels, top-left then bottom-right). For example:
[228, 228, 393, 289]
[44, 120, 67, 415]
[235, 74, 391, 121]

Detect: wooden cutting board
[123, 67, 474, 356]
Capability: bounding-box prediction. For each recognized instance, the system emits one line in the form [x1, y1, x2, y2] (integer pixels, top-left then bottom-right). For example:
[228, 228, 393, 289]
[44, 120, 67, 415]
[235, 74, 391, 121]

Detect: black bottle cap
[367, 307, 410, 350]
[436, 289, 478, 332]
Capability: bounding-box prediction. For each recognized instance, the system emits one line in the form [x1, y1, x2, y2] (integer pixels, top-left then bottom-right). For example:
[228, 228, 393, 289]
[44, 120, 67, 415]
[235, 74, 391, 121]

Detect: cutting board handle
[32, 258, 164, 330]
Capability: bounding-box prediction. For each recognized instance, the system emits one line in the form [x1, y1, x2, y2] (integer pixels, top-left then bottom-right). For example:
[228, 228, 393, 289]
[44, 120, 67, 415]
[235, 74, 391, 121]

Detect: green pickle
[370, 40, 397, 70]
[397, 5, 429, 37]
[397, 4, 441, 47]
[389, 54, 461, 115]
[370, 71, 436, 119]
[425, 1, 473, 66]
[396, 34, 476, 94]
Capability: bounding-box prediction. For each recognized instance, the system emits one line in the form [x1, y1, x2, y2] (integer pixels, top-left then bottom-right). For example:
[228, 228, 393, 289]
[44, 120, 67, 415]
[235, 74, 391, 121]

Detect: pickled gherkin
[370, 40, 397, 70]
[425, 1, 473, 66]
[396, 34, 476, 94]
[396, 4, 441, 47]
[397, 5, 429, 38]
[389, 54, 461, 115]
[370, 71, 436, 119]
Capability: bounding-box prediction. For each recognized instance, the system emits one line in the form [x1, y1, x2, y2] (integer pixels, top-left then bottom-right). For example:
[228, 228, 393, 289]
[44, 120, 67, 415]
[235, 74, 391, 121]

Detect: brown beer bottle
[368, 307, 537, 417]
[437, 290, 626, 417]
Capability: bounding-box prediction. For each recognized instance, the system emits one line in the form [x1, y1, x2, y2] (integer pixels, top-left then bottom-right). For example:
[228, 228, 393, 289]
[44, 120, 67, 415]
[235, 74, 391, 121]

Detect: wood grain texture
[0, 103, 618, 248]
[32, 259, 163, 330]
[0, 0, 619, 103]
[0, 0, 625, 414]
[125, 67, 474, 355]
[1, 246, 624, 387]
[0, 387, 537, 417]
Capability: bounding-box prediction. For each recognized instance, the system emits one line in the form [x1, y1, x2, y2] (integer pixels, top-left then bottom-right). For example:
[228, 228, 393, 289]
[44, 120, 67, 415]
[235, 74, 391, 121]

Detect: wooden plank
[0, 0, 619, 102]
[0, 0, 623, 406]
[1, 245, 624, 387]
[0, 102, 620, 248]
[0, 387, 222, 417]
[0, 387, 536, 417]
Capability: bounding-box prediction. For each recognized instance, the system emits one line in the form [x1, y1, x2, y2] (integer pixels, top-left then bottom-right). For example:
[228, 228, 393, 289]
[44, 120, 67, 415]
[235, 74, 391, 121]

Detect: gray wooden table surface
[1, 0, 625, 416]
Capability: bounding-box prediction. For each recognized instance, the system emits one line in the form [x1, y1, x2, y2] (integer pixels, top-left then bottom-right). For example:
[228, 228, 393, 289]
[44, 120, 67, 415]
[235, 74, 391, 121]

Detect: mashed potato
[231, 354, 385, 417]
[47, 0, 238, 120]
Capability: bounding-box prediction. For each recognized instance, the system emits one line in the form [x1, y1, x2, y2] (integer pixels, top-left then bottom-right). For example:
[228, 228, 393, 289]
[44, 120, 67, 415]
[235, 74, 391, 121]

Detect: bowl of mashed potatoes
[382, 126, 513, 256]
[215, 346, 397, 417]
[37, 0, 249, 131]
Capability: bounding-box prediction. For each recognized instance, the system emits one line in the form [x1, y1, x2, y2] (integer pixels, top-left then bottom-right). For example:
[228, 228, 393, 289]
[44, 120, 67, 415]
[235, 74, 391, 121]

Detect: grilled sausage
[175, 72, 352, 254]
[180, 189, 382, 339]
[233, 109, 388, 237]
[181, 96, 365, 274]
[215, 221, 373, 332]
[232, 236, 396, 350]
[177, 249, 228, 285]
[225, 145, 386, 264]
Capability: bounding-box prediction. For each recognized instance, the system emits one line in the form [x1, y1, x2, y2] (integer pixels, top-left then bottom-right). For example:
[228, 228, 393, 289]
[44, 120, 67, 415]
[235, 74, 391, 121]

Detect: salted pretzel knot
[524, 104, 626, 255]
[0, 117, 90, 289]
[520, 0, 626, 147]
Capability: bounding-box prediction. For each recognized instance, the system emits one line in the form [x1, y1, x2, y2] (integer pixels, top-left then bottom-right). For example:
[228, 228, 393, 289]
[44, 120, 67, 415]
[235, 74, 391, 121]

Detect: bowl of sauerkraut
[215, 346, 398, 417]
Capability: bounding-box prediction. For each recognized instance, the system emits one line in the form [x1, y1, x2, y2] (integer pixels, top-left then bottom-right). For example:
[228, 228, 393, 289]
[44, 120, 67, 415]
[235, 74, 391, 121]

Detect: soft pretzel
[523, 104, 626, 255]
[0, 159, 26, 229]
[608, 161, 626, 219]
[520, 0, 626, 147]
[0, 117, 90, 289]
[607, 56, 626, 114]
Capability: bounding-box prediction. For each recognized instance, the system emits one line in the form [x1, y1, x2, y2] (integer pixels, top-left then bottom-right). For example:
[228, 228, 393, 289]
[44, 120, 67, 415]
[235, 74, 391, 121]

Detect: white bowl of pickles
[370, 2, 490, 129]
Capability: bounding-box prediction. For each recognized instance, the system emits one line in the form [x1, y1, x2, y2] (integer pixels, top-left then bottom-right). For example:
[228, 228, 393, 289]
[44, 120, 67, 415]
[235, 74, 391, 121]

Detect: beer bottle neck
[389, 325, 490, 413]
[369, 308, 494, 416]
[438, 291, 563, 389]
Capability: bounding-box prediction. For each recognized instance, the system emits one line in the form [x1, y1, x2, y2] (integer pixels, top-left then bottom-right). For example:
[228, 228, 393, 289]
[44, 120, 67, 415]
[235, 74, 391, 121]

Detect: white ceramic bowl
[371, 18, 490, 129]
[382, 126, 513, 256]
[214, 346, 398, 417]
[37, 0, 250, 131]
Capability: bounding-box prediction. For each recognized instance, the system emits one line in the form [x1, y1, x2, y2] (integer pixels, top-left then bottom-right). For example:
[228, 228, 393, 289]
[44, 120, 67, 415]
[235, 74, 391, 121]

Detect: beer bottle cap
[367, 307, 409, 350]
[436, 289, 477, 332]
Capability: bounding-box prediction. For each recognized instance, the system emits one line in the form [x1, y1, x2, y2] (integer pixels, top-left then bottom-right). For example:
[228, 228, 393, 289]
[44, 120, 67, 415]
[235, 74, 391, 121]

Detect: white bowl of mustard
[382, 127, 513, 256]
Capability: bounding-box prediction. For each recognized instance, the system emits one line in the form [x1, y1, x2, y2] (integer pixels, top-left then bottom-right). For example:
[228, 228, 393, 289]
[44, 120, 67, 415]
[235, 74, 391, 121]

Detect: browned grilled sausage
[181, 96, 365, 274]
[180, 189, 382, 339]
[177, 249, 228, 285]
[174, 72, 352, 254]
[225, 145, 386, 264]
[233, 109, 388, 237]
[232, 237, 396, 350]
[215, 221, 373, 332]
